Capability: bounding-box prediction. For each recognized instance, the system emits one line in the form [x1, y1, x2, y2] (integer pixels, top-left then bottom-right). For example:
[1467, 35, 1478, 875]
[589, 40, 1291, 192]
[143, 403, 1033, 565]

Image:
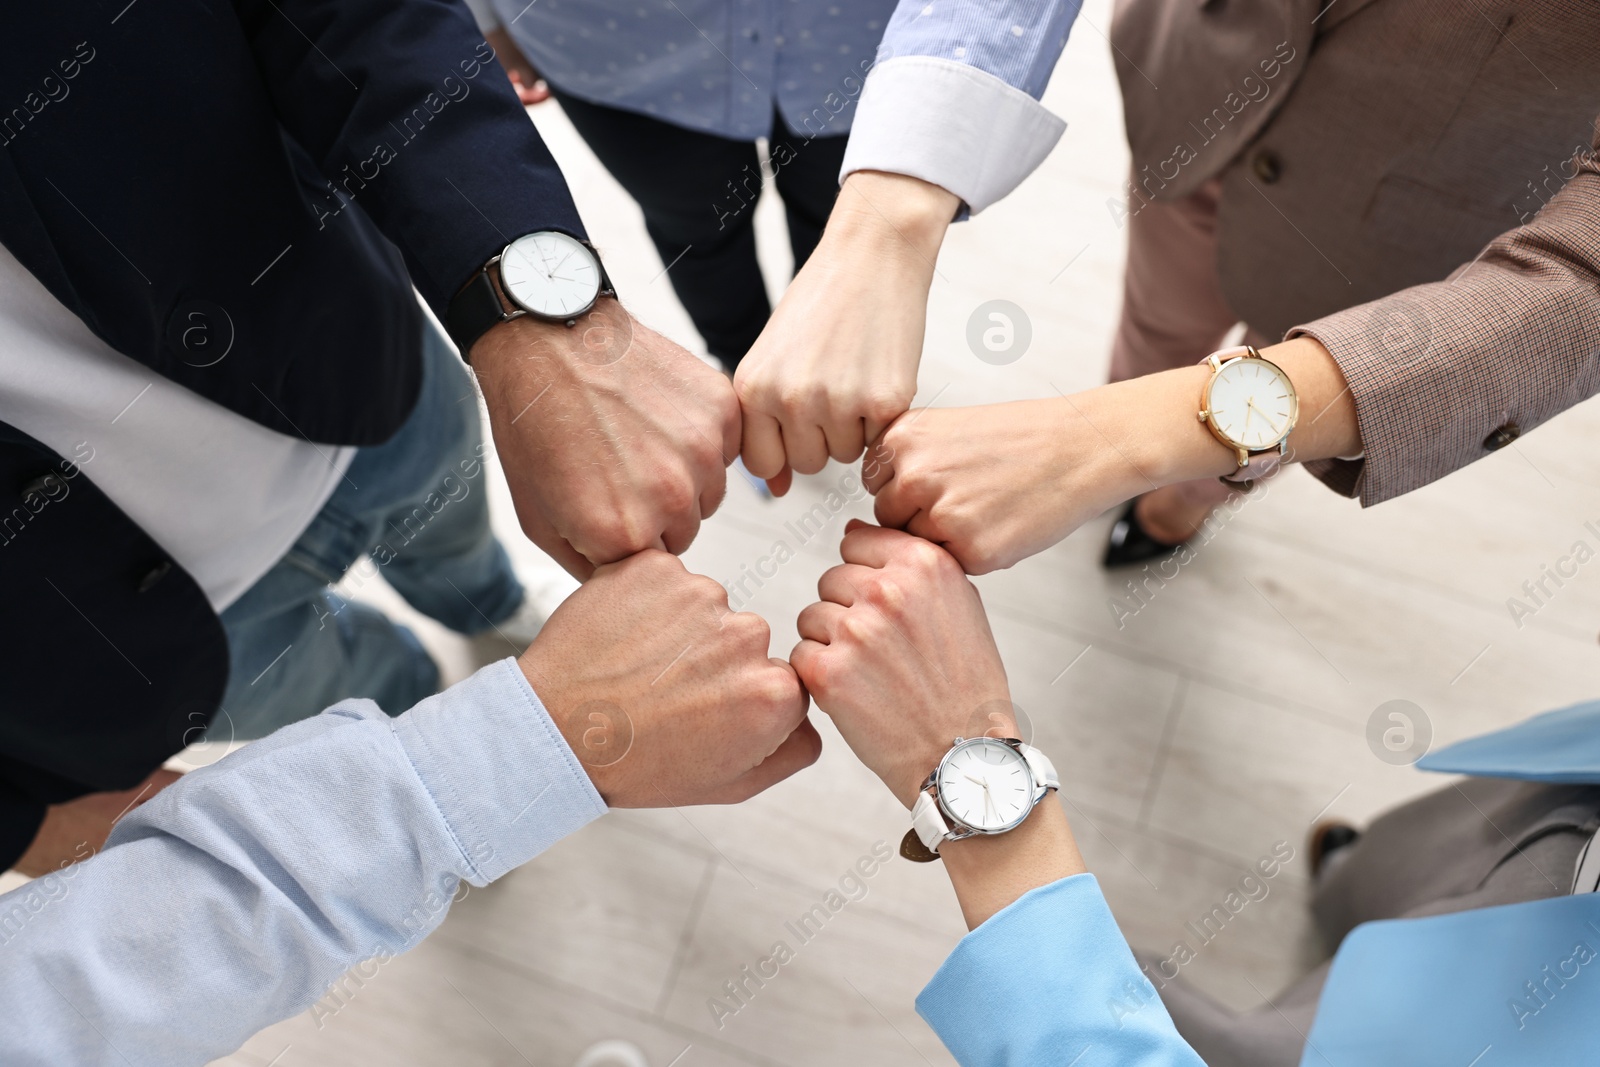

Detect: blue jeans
[217, 323, 524, 739]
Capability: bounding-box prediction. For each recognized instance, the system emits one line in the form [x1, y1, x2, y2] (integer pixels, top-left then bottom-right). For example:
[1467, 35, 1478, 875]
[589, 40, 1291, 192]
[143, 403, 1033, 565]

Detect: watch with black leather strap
[900, 736, 1060, 862]
[445, 231, 615, 359]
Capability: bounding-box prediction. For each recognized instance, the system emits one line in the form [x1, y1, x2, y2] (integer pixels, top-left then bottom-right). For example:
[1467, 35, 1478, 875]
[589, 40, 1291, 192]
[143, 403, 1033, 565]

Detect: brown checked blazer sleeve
[1289, 124, 1600, 506]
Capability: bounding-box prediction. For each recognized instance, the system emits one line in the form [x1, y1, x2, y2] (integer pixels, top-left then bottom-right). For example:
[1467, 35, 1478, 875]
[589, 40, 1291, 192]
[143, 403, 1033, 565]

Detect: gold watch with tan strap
[1196, 345, 1299, 487]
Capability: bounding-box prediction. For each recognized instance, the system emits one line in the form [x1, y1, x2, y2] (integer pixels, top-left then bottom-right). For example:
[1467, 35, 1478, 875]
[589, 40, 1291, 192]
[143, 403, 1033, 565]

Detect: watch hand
[1248, 398, 1280, 438]
[964, 774, 990, 788]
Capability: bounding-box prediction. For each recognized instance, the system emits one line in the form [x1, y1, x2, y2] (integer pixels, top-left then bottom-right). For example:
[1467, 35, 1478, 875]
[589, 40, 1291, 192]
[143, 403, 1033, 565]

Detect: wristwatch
[445, 231, 615, 358]
[1196, 344, 1299, 486]
[901, 736, 1060, 862]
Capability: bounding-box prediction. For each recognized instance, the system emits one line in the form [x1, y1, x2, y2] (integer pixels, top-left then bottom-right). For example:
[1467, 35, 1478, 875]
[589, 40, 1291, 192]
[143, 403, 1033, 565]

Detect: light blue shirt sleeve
[917, 874, 1206, 1067]
[843, 0, 1083, 212]
[0, 658, 607, 1067]
[879, 0, 1080, 98]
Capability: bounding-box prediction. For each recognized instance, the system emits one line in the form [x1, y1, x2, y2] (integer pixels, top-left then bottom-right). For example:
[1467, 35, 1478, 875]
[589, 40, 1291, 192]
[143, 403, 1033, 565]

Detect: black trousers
[554, 91, 849, 369]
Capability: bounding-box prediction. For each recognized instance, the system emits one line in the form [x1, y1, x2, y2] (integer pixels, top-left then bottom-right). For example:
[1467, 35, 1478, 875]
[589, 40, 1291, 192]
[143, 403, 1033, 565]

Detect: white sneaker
[571, 1039, 651, 1067]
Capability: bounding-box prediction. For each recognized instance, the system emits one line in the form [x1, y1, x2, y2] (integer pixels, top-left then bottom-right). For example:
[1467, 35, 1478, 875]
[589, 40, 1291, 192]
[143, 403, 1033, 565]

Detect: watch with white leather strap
[901, 736, 1060, 862]
[1196, 344, 1299, 487]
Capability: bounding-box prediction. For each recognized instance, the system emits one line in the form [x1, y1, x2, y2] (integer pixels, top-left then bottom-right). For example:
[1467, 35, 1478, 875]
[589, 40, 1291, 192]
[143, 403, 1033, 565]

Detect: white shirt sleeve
[841, 0, 1083, 214]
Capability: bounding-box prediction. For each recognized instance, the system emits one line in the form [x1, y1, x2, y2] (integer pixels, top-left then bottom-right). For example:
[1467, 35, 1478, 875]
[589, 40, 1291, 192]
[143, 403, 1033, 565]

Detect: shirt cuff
[917, 873, 1201, 1065]
[391, 658, 607, 884]
[840, 57, 1066, 216]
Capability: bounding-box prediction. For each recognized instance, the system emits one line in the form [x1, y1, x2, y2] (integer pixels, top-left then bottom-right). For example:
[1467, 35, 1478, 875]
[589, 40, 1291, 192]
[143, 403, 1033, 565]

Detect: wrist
[894, 700, 1018, 809]
[470, 294, 631, 384]
[940, 800, 1085, 929]
[517, 648, 618, 804]
[1077, 335, 1358, 491]
[1066, 366, 1240, 492]
[823, 171, 957, 276]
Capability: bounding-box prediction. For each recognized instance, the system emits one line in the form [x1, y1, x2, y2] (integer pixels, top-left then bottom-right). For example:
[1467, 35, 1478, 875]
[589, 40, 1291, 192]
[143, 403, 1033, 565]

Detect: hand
[484, 27, 550, 106]
[734, 172, 958, 494]
[865, 395, 1156, 575]
[12, 768, 182, 877]
[790, 522, 1010, 807]
[520, 549, 819, 807]
[472, 297, 741, 578]
[864, 336, 1361, 574]
[792, 523, 1084, 927]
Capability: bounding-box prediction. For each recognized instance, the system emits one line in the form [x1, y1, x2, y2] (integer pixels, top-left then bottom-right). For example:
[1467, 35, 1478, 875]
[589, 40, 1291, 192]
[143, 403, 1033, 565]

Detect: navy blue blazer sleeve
[233, 0, 586, 316]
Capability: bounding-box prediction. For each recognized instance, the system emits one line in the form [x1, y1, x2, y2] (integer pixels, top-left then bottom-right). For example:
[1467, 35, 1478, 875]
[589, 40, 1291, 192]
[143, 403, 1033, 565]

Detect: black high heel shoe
[1102, 498, 1189, 569]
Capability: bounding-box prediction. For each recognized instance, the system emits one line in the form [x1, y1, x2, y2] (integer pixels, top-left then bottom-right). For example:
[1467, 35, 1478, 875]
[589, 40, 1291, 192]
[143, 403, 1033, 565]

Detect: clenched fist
[790, 522, 1011, 808]
[520, 550, 819, 807]
[473, 298, 741, 578]
[734, 172, 958, 493]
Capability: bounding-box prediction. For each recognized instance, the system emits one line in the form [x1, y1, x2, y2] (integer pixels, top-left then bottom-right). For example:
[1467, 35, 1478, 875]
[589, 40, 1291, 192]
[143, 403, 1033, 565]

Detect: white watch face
[500, 231, 602, 319]
[936, 738, 1034, 833]
[1206, 357, 1296, 450]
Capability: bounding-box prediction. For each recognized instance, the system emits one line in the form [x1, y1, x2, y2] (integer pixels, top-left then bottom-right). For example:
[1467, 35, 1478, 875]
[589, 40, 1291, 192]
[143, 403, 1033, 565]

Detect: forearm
[1076, 334, 1361, 490]
[0, 660, 605, 1066]
[821, 171, 957, 285]
[940, 800, 1085, 930]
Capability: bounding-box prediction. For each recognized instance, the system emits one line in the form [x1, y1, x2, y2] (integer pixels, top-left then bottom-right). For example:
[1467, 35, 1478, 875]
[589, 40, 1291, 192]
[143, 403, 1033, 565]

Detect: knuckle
[607, 512, 658, 554]
[904, 538, 950, 574]
[685, 428, 722, 468]
[962, 544, 994, 575]
[838, 610, 878, 644]
[799, 649, 835, 692]
[654, 473, 699, 518]
[862, 388, 910, 425]
[868, 574, 908, 615]
[732, 363, 768, 401]
[923, 501, 959, 538]
[757, 667, 799, 709]
[726, 608, 771, 646]
[692, 573, 730, 606]
[774, 382, 812, 414]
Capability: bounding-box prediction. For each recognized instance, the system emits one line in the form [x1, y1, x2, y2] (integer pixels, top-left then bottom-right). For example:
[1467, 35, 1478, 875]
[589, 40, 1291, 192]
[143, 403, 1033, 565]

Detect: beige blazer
[1110, 0, 1600, 504]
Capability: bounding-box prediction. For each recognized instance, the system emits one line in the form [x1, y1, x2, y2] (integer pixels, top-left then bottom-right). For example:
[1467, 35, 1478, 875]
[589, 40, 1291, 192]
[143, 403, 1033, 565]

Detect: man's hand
[790, 522, 1009, 808]
[472, 297, 741, 578]
[484, 27, 550, 106]
[734, 172, 958, 494]
[12, 768, 182, 878]
[520, 550, 819, 807]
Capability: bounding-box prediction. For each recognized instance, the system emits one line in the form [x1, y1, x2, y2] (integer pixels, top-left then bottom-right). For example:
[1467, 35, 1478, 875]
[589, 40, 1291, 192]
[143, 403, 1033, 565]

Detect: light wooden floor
[196, 2, 1600, 1062]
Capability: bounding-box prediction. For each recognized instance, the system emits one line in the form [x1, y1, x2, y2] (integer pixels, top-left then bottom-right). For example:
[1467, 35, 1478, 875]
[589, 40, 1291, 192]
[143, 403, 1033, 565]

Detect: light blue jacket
[916, 701, 1600, 1066]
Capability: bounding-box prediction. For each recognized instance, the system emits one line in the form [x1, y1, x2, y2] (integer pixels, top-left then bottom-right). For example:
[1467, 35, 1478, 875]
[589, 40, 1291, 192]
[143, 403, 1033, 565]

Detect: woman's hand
[865, 337, 1358, 574]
